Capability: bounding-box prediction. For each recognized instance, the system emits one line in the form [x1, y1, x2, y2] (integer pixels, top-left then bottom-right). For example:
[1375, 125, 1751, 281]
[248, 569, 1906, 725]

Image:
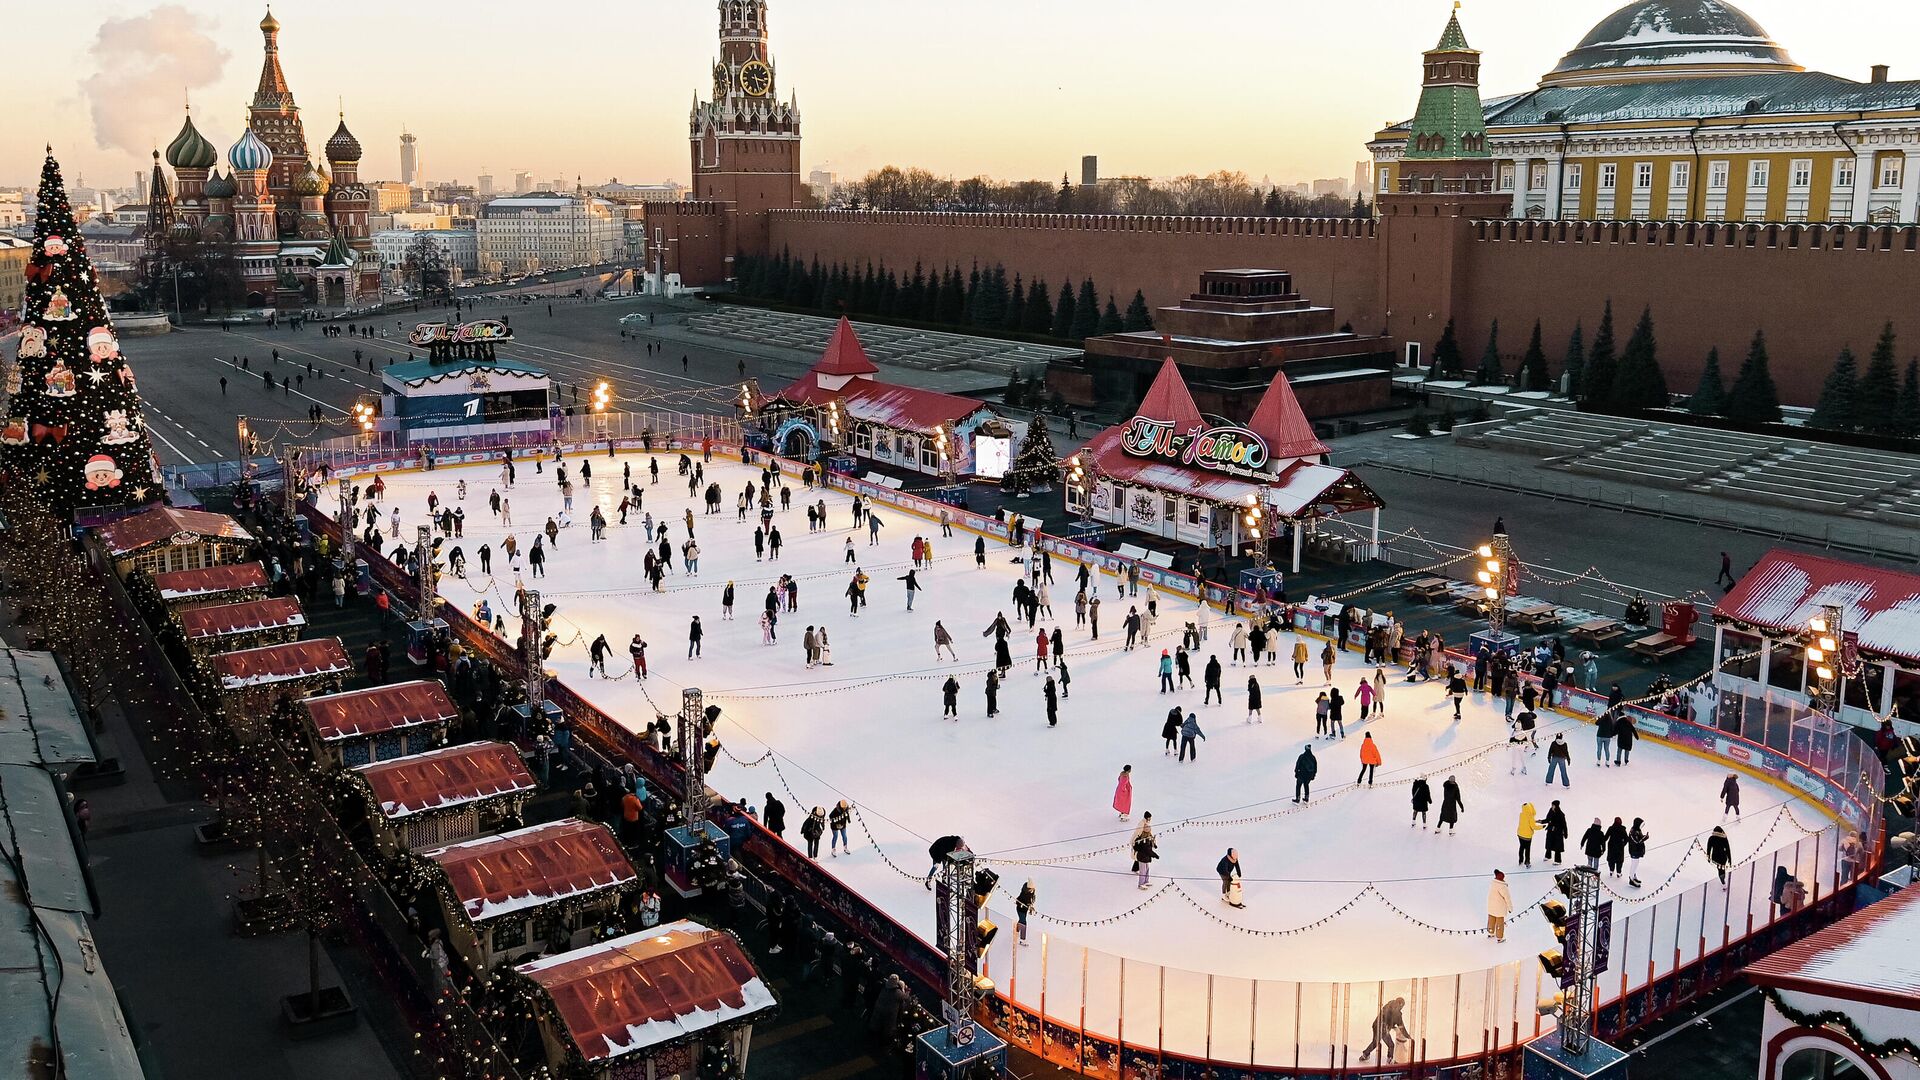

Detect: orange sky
[7, 1, 1920, 193]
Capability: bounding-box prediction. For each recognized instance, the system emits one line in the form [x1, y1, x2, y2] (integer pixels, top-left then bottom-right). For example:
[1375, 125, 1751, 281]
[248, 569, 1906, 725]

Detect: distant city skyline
[7, 1, 1920, 192]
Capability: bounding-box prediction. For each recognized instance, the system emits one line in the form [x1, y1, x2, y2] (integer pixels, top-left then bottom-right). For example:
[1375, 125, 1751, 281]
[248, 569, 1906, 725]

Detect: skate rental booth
[148, 561, 270, 609]
[762, 317, 1012, 479]
[379, 320, 551, 444]
[1713, 549, 1920, 735]
[1066, 359, 1382, 574]
[95, 505, 255, 578]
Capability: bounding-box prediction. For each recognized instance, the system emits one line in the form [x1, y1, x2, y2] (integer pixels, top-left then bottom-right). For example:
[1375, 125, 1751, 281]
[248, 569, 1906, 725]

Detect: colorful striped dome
[229, 128, 273, 173]
[203, 170, 236, 199]
[165, 114, 218, 170]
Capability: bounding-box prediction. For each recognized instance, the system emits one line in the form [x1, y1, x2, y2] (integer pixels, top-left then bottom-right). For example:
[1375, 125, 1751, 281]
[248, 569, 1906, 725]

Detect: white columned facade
[1849, 151, 1875, 222]
[1543, 156, 1565, 218]
[1901, 150, 1920, 224]
[1506, 158, 1527, 218]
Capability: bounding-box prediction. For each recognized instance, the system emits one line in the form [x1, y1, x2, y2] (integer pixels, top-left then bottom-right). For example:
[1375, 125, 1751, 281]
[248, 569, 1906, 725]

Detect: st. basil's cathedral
[149, 9, 379, 310]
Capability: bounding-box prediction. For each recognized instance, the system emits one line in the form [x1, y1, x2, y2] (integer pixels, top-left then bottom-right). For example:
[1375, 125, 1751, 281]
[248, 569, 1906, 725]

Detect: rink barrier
[295, 443, 1888, 1078]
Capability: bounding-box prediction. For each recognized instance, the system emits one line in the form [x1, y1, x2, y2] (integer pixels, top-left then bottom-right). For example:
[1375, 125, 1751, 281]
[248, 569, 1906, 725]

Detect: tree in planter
[1900, 360, 1920, 439]
[1123, 289, 1154, 332]
[1688, 347, 1729, 415]
[1473, 319, 1502, 386]
[1405, 409, 1432, 437]
[1519, 320, 1551, 391]
[1856, 322, 1901, 435]
[1428, 319, 1463, 379]
[1611, 306, 1668, 411]
[1003, 369, 1029, 409]
[1071, 278, 1101, 341]
[1810, 347, 1861, 431]
[5, 150, 163, 513]
[1725, 329, 1783, 425]
[1561, 322, 1585, 399]
[1580, 301, 1617, 410]
[1002, 412, 1061, 495]
[1434, 402, 1456, 432]
[1052, 281, 1077, 340]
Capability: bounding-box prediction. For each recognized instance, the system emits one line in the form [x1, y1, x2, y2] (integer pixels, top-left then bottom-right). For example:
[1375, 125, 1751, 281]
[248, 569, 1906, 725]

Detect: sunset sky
[8, 0, 1920, 194]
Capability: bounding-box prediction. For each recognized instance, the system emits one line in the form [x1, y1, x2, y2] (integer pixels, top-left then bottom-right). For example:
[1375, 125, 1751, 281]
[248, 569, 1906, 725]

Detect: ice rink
[364, 451, 1836, 996]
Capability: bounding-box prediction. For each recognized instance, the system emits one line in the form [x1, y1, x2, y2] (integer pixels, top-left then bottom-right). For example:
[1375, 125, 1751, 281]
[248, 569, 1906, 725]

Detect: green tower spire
[1404, 3, 1491, 161]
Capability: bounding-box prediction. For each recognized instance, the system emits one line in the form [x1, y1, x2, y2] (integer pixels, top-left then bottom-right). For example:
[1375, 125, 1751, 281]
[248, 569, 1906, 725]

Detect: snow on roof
[96, 507, 253, 557]
[152, 562, 269, 601]
[422, 818, 636, 923]
[301, 680, 458, 743]
[1746, 884, 1920, 1008]
[516, 921, 776, 1063]
[813, 317, 879, 377]
[176, 597, 305, 640]
[354, 741, 535, 820]
[1715, 549, 1920, 664]
[1134, 357, 1206, 432]
[1085, 426, 1377, 516]
[209, 638, 352, 689]
[1245, 371, 1331, 461]
[777, 372, 991, 435]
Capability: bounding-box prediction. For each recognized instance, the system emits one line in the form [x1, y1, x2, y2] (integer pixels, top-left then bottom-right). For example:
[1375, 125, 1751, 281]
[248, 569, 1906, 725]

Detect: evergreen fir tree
[938, 267, 966, 325]
[1725, 329, 1783, 425]
[905, 262, 927, 318]
[1263, 189, 1282, 216]
[1350, 193, 1371, 218]
[1856, 322, 1901, 435]
[1428, 319, 1463, 379]
[1003, 370, 1027, 409]
[1473, 319, 1502, 386]
[784, 256, 813, 307]
[978, 265, 1010, 329]
[1071, 278, 1101, 341]
[1581, 300, 1617, 408]
[1898, 359, 1920, 439]
[964, 264, 982, 325]
[1561, 322, 1585, 399]
[1052, 281, 1076, 339]
[1099, 295, 1124, 335]
[1687, 347, 1729, 416]
[878, 268, 899, 316]
[809, 257, 827, 308]
[1611, 306, 1668, 411]
[1023, 277, 1053, 334]
[1056, 174, 1074, 212]
[1810, 347, 1861, 431]
[1004, 274, 1027, 333]
[918, 265, 941, 322]
[1002, 412, 1061, 495]
[4, 150, 162, 511]
[1123, 290, 1154, 332]
[1519, 320, 1550, 391]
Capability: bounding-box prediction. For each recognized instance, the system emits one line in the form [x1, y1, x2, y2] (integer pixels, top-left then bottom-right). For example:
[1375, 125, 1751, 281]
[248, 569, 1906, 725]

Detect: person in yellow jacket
[1516, 802, 1538, 867]
[1291, 639, 1310, 685]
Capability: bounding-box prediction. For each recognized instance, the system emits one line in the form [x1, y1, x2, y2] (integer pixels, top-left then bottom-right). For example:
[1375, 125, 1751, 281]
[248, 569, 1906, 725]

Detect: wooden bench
[1572, 619, 1627, 646]
[1404, 577, 1452, 602]
[1507, 602, 1561, 629]
[1628, 632, 1688, 660]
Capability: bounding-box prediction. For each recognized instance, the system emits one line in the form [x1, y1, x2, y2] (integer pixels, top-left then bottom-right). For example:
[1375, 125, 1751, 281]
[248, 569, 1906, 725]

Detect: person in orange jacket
[1356, 732, 1382, 786]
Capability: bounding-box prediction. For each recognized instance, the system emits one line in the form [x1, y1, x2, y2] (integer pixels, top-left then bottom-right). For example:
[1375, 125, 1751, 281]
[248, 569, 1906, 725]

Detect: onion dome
[325, 118, 363, 163]
[291, 163, 330, 197]
[1543, 0, 1798, 87]
[203, 170, 236, 199]
[165, 113, 218, 170]
[260, 7, 279, 32]
[229, 127, 273, 172]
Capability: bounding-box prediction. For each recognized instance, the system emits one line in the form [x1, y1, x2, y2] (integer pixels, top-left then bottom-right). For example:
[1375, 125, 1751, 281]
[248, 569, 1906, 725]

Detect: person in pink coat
[1113, 765, 1134, 820]
[1356, 677, 1376, 717]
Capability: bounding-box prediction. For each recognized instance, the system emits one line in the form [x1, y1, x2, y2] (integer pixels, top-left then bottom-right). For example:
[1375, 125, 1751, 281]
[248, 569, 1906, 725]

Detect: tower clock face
[738, 59, 773, 97]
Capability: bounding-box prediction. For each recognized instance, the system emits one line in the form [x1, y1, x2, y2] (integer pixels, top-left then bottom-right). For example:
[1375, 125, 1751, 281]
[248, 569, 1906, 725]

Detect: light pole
[592, 381, 612, 440]
[1806, 605, 1848, 717]
[1476, 537, 1512, 637]
[1242, 494, 1270, 570]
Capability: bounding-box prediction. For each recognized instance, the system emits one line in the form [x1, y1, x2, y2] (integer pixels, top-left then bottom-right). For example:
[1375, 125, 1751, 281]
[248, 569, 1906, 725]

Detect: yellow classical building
[1372, 0, 1920, 224]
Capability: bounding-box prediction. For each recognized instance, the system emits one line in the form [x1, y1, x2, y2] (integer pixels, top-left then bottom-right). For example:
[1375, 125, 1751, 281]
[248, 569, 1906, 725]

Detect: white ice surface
[370, 452, 1838, 1053]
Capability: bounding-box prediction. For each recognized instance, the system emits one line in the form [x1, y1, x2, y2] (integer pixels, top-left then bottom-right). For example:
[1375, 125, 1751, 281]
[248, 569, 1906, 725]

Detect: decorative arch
[771, 415, 821, 462]
[1766, 1025, 1894, 1080]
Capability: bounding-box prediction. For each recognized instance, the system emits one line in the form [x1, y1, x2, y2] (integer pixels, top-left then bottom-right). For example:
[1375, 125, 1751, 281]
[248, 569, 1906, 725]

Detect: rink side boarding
[301, 425, 1886, 1079]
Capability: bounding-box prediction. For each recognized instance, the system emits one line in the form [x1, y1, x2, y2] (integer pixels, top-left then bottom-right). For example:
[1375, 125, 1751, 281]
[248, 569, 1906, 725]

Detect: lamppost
[351, 399, 377, 449]
[1067, 454, 1093, 526]
[592, 380, 612, 440]
[1476, 537, 1511, 637]
[1806, 605, 1848, 717]
[1242, 494, 1269, 570]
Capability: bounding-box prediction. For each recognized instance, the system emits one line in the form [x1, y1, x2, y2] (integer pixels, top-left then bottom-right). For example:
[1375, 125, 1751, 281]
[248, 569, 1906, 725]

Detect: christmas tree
[1001, 413, 1061, 495]
[4, 150, 161, 513]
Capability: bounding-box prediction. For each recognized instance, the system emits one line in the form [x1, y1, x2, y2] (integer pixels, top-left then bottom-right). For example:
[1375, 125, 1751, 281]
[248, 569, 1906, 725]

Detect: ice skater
[1356, 731, 1381, 785]
[1131, 818, 1158, 889]
[1246, 675, 1262, 722]
[1112, 765, 1133, 820]
[1486, 871, 1512, 943]
[1203, 654, 1222, 705]
[1543, 800, 1569, 864]
[1517, 803, 1537, 866]
[1626, 818, 1649, 887]
[1720, 772, 1741, 816]
[1604, 816, 1630, 877]
[1217, 848, 1244, 906]
[1545, 733, 1571, 787]
[942, 676, 960, 719]
[1410, 777, 1431, 827]
[829, 801, 850, 855]
[1580, 818, 1606, 870]
[1707, 825, 1733, 886]
[1162, 707, 1182, 755]
[1293, 745, 1317, 803]
[1358, 997, 1411, 1065]
[1436, 775, 1464, 834]
[934, 621, 957, 661]
[1178, 711, 1205, 760]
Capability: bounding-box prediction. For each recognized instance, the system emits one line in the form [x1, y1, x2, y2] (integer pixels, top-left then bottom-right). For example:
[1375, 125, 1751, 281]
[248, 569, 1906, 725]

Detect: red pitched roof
[152, 562, 268, 601]
[177, 597, 306, 641]
[423, 818, 636, 922]
[516, 921, 775, 1062]
[209, 638, 352, 689]
[1131, 357, 1205, 431]
[1083, 424, 1380, 517]
[355, 741, 535, 820]
[97, 506, 252, 557]
[814, 317, 879, 377]
[1246, 370, 1330, 461]
[302, 680, 458, 743]
[1746, 884, 1920, 1009]
[777, 371, 991, 435]
[1716, 549, 1920, 664]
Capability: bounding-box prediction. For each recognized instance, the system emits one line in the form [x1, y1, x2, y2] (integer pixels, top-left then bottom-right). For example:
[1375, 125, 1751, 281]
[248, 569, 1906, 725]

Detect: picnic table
[1404, 577, 1452, 602]
[1627, 632, 1688, 661]
[1571, 618, 1627, 646]
[1507, 601, 1561, 629]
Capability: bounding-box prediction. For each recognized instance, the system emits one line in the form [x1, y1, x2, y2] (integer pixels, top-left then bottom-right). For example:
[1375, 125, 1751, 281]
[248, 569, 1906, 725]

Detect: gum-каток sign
[1119, 416, 1269, 477]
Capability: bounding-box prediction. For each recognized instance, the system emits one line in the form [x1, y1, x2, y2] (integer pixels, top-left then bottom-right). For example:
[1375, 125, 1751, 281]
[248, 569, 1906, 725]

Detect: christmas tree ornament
[0, 418, 26, 445]
[82, 454, 123, 490]
[42, 236, 68, 257]
[43, 287, 76, 321]
[30, 421, 68, 444]
[17, 326, 46, 359]
[3, 360, 20, 396]
[87, 326, 120, 364]
[100, 410, 138, 445]
[42, 358, 77, 398]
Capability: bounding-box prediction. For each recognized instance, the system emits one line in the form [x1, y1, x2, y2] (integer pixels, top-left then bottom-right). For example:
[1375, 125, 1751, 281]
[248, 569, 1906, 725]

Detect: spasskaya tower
[649, 0, 803, 289]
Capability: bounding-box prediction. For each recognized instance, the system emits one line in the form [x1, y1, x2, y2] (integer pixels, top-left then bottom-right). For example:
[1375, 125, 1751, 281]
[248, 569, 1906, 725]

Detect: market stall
[299, 680, 457, 769]
[96, 505, 255, 577]
[347, 740, 536, 856]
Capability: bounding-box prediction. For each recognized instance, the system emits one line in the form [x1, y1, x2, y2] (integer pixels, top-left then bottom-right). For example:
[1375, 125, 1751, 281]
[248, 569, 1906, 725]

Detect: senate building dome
[1542, 0, 1800, 87]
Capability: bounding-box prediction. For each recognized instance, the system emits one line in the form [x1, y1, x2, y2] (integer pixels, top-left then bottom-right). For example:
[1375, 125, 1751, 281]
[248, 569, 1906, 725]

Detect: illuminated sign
[1119, 416, 1270, 477]
[408, 320, 515, 346]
